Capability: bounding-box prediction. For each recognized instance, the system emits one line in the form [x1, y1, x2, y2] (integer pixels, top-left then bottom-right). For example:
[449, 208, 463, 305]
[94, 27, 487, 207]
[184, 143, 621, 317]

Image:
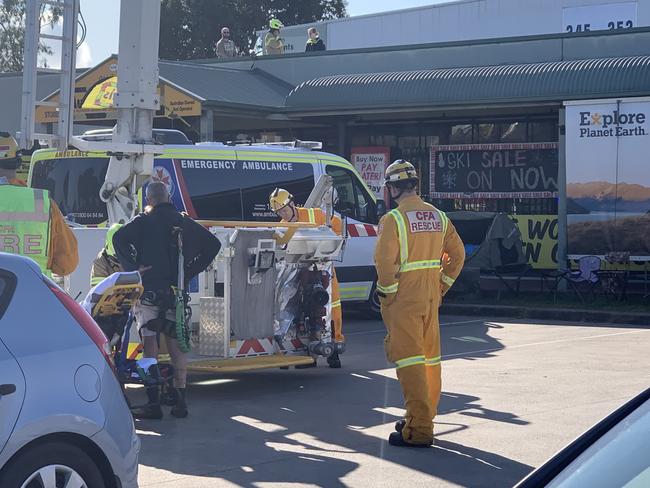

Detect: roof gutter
[282, 91, 650, 117]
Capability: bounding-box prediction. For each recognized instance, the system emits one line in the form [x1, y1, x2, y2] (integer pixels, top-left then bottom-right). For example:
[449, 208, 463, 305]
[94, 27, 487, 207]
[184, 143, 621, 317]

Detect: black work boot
[132, 386, 163, 420]
[160, 381, 178, 406]
[170, 388, 188, 418]
[388, 431, 432, 448]
[327, 351, 342, 369]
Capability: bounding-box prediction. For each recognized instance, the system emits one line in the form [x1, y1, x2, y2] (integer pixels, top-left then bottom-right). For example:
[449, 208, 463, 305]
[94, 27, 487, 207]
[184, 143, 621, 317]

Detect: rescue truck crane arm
[71, 0, 162, 224]
[304, 174, 336, 227]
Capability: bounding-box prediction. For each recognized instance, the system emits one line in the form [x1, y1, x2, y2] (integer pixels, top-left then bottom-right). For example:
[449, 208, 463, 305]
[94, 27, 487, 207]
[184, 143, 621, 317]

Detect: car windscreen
[31, 157, 109, 225]
[547, 399, 650, 488]
[177, 159, 315, 221]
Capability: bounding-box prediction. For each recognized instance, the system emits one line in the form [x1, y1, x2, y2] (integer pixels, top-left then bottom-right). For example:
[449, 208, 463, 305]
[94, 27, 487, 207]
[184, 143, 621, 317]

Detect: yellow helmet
[269, 18, 284, 30]
[385, 159, 418, 184]
[0, 132, 21, 170]
[269, 187, 293, 212]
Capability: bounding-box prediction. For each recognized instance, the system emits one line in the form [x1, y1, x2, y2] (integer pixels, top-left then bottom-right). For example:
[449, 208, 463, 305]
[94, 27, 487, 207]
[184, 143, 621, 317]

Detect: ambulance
[27, 136, 383, 312]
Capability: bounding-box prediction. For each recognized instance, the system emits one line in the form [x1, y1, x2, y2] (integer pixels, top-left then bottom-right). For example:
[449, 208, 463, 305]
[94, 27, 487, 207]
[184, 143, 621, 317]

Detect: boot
[388, 431, 432, 448]
[395, 419, 405, 432]
[132, 386, 163, 420]
[160, 380, 178, 406]
[170, 388, 188, 418]
[327, 351, 342, 369]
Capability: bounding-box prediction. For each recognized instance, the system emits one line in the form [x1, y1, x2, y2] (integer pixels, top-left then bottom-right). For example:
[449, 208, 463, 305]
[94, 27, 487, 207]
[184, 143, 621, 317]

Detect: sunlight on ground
[368, 368, 397, 380]
[191, 378, 239, 386]
[231, 415, 288, 433]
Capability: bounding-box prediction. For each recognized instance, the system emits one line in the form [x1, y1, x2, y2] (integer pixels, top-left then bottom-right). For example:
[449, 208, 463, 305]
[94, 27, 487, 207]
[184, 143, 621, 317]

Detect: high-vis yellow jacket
[374, 195, 465, 301]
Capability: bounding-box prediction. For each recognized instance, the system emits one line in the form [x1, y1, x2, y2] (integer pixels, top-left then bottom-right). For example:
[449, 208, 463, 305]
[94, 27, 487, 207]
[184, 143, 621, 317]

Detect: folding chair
[554, 256, 602, 303]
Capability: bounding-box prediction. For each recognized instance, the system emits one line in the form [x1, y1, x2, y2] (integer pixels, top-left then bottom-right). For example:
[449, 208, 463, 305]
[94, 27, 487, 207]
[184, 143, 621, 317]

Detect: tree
[0, 0, 60, 72]
[159, 0, 347, 61]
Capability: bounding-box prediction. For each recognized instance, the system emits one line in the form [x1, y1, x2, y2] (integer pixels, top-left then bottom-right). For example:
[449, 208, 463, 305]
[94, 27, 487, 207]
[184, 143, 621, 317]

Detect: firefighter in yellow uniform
[0, 133, 78, 276]
[374, 160, 465, 448]
[269, 188, 344, 368]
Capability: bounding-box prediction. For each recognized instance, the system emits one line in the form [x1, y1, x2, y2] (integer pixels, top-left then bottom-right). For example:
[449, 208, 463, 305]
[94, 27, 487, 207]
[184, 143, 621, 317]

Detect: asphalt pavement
[132, 311, 650, 487]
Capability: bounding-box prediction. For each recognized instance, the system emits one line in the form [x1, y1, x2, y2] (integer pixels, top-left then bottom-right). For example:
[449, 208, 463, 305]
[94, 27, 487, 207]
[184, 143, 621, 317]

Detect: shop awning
[284, 55, 650, 112]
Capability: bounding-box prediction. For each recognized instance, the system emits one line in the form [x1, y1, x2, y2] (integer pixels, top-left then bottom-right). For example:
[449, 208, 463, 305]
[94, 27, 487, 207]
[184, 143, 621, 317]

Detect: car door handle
[0, 384, 16, 396]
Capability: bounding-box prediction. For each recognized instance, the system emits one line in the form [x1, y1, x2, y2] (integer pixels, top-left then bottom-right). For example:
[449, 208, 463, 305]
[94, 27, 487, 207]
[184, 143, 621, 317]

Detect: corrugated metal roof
[159, 61, 292, 109]
[285, 55, 650, 111]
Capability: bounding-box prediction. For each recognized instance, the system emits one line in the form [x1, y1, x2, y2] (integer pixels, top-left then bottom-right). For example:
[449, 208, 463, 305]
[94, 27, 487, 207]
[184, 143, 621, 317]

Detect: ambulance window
[326, 166, 377, 224]
[179, 159, 314, 221]
[30, 157, 109, 225]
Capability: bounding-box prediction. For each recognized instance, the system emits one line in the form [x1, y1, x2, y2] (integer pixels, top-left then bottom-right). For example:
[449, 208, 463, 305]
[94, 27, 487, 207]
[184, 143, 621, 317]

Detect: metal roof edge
[157, 76, 206, 102]
[249, 68, 295, 91]
[202, 100, 283, 113]
[282, 90, 650, 116]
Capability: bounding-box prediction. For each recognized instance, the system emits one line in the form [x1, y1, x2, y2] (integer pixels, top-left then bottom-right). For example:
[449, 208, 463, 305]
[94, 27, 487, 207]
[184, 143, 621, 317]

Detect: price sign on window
[562, 2, 637, 33]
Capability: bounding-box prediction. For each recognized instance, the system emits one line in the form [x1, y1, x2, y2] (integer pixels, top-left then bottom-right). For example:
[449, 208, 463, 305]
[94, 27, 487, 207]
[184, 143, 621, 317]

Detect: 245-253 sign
[562, 2, 637, 33]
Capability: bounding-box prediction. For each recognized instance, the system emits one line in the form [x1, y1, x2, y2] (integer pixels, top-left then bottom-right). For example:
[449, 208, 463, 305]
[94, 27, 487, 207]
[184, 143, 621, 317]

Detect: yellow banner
[160, 84, 201, 117]
[36, 55, 119, 123]
[36, 55, 202, 123]
[82, 76, 117, 109]
[512, 215, 558, 269]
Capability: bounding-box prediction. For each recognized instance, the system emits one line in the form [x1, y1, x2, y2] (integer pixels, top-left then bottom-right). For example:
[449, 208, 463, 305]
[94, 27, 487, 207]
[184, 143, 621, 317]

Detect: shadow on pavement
[133, 317, 533, 487]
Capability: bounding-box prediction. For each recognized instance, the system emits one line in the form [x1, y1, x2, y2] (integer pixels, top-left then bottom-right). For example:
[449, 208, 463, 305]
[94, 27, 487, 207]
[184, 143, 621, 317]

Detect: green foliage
[0, 0, 61, 72]
[159, 0, 347, 60]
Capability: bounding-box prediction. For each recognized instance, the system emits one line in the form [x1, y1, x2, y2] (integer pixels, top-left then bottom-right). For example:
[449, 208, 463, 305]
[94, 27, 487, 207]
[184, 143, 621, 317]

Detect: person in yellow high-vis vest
[374, 160, 465, 448]
[0, 133, 78, 276]
[90, 223, 123, 287]
[269, 188, 344, 368]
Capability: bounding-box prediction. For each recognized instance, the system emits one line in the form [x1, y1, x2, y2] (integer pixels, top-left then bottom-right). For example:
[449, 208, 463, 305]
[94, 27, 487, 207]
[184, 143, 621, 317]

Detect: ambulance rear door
[319, 158, 379, 305]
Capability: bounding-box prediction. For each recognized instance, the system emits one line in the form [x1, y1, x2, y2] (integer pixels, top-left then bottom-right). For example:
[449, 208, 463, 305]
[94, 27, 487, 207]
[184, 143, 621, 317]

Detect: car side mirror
[376, 200, 387, 218]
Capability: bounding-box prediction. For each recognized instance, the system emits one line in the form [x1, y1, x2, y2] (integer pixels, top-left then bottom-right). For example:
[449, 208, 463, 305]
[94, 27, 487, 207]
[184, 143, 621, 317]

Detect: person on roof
[264, 18, 284, 55]
[305, 27, 326, 52]
[216, 26, 237, 58]
[90, 223, 124, 287]
[269, 187, 345, 368]
[0, 132, 78, 276]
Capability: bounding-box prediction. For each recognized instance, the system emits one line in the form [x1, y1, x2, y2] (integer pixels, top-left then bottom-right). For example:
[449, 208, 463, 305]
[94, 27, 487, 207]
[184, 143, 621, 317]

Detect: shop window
[398, 135, 420, 149]
[449, 124, 473, 144]
[369, 134, 397, 147]
[326, 165, 377, 224]
[478, 123, 499, 143]
[530, 120, 558, 142]
[500, 122, 526, 142]
[424, 135, 440, 147]
[351, 134, 370, 146]
[478, 122, 526, 143]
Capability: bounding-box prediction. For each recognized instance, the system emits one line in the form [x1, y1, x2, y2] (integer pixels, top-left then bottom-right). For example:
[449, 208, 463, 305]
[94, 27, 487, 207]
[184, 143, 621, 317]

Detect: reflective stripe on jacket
[0, 185, 51, 273]
[374, 195, 465, 297]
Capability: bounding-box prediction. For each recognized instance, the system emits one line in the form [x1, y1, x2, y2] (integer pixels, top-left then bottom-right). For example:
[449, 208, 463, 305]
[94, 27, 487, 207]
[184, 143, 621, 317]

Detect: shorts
[133, 302, 175, 338]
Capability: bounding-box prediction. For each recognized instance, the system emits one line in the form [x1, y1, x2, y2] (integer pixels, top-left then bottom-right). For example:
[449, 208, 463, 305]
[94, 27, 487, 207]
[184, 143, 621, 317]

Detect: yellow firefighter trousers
[331, 270, 344, 343]
[382, 294, 441, 444]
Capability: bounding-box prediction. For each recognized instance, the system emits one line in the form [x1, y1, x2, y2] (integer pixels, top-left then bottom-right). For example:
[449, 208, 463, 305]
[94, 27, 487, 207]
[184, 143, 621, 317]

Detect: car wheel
[0, 441, 106, 488]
